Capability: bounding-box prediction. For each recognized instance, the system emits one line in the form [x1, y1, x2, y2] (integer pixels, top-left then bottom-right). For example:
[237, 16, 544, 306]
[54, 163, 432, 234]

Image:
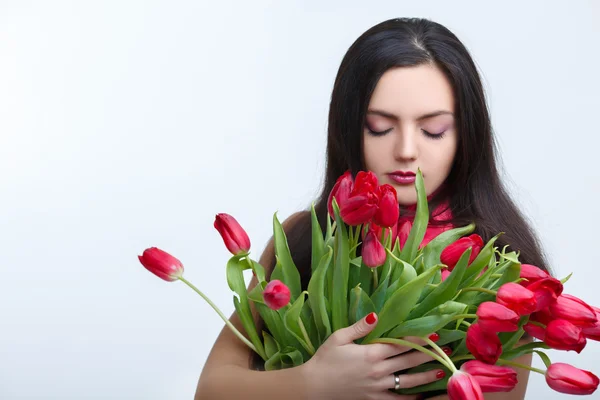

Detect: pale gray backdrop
[1, 0, 599, 399]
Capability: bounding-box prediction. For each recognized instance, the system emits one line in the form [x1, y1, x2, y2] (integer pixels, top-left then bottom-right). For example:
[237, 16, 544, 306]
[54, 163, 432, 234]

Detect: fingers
[328, 312, 378, 346]
[379, 350, 435, 375]
[375, 368, 447, 391]
[374, 335, 431, 359]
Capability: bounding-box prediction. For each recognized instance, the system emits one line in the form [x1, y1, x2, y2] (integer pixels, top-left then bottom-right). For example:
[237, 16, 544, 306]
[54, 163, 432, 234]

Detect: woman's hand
[300, 312, 447, 400]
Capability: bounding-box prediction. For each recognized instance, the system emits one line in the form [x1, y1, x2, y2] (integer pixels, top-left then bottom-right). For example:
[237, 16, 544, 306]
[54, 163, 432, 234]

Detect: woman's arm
[195, 212, 311, 400]
[429, 337, 534, 400]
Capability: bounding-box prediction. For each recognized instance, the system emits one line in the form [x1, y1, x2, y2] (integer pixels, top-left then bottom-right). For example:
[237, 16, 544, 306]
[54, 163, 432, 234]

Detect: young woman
[195, 17, 549, 400]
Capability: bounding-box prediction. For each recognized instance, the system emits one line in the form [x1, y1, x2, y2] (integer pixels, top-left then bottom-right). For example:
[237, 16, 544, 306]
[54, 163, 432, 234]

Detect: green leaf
[488, 261, 521, 291]
[348, 284, 376, 326]
[399, 169, 428, 263]
[310, 203, 325, 276]
[395, 364, 450, 395]
[386, 314, 459, 338]
[331, 200, 350, 331]
[247, 280, 267, 304]
[423, 300, 469, 317]
[227, 257, 266, 360]
[264, 346, 304, 370]
[421, 223, 476, 267]
[533, 350, 552, 369]
[500, 315, 529, 351]
[249, 260, 266, 283]
[458, 233, 502, 289]
[501, 341, 551, 360]
[262, 331, 279, 359]
[255, 302, 294, 350]
[436, 328, 466, 346]
[272, 212, 302, 300]
[363, 265, 444, 342]
[408, 248, 472, 319]
[307, 246, 333, 343]
[370, 273, 390, 313]
[283, 292, 314, 355]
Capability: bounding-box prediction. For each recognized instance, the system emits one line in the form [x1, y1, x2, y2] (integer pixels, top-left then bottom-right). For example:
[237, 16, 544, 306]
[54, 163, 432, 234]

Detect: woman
[195, 17, 549, 399]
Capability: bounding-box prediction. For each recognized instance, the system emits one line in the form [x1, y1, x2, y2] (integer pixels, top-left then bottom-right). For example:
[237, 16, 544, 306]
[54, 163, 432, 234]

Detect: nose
[393, 128, 418, 161]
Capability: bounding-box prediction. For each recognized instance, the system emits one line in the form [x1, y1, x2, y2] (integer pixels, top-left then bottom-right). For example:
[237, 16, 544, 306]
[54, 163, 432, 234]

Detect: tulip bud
[138, 247, 184, 282]
[327, 170, 353, 217]
[373, 184, 399, 228]
[496, 282, 537, 316]
[362, 230, 387, 268]
[440, 234, 484, 271]
[263, 280, 291, 310]
[519, 264, 550, 287]
[397, 218, 412, 250]
[582, 306, 600, 341]
[545, 363, 599, 395]
[527, 277, 563, 312]
[544, 319, 587, 353]
[466, 323, 502, 364]
[214, 213, 251, 255]
[362, 222, 397, 248]
[460, 360, 518, 393]
[550, 294, 598, 328]
[476, 302, 520, 333]
[447, 371, 484, 400]
[441, 268, 451, 282]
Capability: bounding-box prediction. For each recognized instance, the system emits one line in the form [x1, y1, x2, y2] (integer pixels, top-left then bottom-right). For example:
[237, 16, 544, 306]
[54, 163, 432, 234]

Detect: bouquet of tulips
[138, 169, 600, 398]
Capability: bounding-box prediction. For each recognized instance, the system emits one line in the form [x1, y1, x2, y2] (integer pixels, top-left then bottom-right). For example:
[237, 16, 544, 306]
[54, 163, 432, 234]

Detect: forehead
[368, 64, 455, 116]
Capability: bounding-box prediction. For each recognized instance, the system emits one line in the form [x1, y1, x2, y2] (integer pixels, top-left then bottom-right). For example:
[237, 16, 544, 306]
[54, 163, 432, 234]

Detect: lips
[388, 171, 418, 185]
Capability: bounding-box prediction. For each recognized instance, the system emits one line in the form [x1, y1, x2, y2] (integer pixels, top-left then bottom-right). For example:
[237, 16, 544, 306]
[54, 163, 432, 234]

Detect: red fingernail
[366, 312, 376, 325]
[428, 333, 440, 342]
[442, 347, 452, 355]
[436, 370, 446, 379]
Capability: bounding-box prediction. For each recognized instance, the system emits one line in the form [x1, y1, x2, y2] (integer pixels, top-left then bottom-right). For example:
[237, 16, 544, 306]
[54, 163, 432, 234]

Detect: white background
[1, 1, 599, 399]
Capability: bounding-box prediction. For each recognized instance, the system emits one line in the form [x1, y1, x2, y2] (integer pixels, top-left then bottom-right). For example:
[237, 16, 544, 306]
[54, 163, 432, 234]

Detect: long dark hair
[252, 17, 551, 369]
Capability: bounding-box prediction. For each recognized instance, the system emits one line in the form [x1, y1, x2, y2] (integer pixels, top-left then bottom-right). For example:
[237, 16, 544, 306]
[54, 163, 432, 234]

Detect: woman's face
[363, 63, 458, 206]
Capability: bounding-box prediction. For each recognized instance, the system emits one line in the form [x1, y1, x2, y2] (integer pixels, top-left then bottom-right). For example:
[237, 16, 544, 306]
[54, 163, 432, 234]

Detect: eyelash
[366, 127, 446, 140]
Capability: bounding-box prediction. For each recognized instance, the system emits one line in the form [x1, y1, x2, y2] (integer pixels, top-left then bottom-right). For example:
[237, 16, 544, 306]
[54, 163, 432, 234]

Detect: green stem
[372, 338, 452, 371]
[529, 320, 546, 328]
[178, 276, 257, 353]
[459, 287, 497, 296]
[373, 268, 379, 289]
[423, 336, 457, 373]
[451, 354, 475, 363]
[496, 358, 546, 375]
[461, 321, 472, 328]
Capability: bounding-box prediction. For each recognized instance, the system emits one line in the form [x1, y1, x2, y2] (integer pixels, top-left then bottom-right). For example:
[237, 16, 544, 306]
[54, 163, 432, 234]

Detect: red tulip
[544, 319, 587, 353]
[263, 280, 291, 310]
[327, 170, 353, 217]
[373, 184, 399, 228]
[340, 192, 379, 226]
[440, 234, 484, 271]
[496, 282, 537, 316]
[214, 213, 251, 255]
[447, 371, 484, 400]
[519, 264, 550, 287]
[351, 170, 378, 194]
[460, 360, 518, 392]
[530, 308, 554, 325]
[138, 247, 184, 282]
[523, 322, 546, 341]
[582, 306, 600, 341]
[363, 222, 398, 248]
[362, 230, 386, 268]
[527, 277, 563, 312]
[476, 302, 520, 333]
[549, 294, 598, 328]
[466, 323, 502, 364]
[545, 363, 599, 395]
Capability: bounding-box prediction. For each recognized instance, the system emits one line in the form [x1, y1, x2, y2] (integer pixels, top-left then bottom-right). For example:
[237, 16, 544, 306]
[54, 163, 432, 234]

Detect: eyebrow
[367, 109, 454, 121]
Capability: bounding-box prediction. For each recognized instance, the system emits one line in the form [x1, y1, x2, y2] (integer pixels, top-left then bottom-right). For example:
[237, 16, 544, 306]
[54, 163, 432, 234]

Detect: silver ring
[394, 373, 401, 390]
